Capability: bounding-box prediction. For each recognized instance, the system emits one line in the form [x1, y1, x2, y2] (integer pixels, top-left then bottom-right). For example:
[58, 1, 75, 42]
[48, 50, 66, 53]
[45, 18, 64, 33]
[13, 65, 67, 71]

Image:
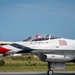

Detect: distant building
[10, 54, 22, 56]
[0, 54, 3, 56]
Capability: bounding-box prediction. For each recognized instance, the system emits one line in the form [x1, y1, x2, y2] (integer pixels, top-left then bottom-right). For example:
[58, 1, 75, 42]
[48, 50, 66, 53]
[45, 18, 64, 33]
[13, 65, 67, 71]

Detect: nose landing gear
[47, 69, 53, 75]
[47, 62, 53, 75]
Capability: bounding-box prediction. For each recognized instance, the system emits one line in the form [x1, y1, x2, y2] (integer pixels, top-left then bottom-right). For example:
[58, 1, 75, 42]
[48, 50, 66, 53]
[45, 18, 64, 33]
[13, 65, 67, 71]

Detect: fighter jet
[0, 34, 75, 75]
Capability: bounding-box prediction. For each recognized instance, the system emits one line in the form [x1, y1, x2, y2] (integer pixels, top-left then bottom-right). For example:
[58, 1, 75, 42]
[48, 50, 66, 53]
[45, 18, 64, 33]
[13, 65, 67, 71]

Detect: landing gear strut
[47, 62, 53, 75]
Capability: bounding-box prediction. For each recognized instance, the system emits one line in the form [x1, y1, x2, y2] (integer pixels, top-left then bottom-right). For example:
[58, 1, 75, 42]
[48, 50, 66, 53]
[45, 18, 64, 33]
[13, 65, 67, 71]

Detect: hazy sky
[0, 0, 75, 41]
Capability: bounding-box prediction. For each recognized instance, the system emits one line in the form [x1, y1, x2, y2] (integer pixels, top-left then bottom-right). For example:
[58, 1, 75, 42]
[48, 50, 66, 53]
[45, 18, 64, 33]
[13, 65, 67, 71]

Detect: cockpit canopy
[22, 34, 60, 41]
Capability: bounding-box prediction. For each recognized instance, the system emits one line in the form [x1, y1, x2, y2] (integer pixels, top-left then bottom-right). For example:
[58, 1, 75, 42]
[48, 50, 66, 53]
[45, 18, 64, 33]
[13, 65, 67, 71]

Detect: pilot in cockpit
[36, 34, 43, 39]
[32, 34, 50, 41]
[34, 34, 42, 41]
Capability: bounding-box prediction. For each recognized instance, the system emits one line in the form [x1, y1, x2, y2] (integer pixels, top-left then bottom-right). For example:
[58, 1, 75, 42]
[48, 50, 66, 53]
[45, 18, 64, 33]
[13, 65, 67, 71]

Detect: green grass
[0, 56, 47, 72]
[0, 56, 75, 72]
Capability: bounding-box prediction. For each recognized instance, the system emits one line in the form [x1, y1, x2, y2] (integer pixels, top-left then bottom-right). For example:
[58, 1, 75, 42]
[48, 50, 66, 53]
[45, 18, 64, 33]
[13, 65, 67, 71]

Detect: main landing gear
[47, 62, 53, 75]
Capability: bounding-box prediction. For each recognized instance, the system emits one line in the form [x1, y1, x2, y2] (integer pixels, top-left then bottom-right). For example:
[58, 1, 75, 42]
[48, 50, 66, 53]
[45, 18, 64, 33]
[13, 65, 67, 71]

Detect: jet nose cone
[0, 47, 10, 54]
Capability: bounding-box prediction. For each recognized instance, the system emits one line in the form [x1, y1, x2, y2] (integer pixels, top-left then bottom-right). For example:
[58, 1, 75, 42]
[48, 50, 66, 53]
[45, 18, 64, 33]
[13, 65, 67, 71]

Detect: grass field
[0, 56, 75, 72]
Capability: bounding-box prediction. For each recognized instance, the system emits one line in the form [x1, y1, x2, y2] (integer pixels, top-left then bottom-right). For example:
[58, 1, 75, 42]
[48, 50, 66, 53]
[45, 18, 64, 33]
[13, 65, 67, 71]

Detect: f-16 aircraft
[0, 34, 75, 75]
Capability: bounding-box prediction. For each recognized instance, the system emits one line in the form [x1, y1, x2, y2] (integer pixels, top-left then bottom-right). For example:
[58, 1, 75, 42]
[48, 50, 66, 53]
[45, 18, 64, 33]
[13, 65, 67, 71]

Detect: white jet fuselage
[18, 38, 75, 62]
[1, 37, 75, 62]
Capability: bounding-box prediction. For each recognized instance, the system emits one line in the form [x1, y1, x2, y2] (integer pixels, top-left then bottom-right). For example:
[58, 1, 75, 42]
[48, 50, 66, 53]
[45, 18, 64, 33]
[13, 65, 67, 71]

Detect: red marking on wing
[0, 47, 10, 54]
[59, 40, 67, 46]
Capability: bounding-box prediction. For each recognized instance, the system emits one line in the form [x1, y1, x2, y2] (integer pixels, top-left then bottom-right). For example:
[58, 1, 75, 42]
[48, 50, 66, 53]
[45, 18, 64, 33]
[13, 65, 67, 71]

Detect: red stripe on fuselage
[0, 47, 10, 54]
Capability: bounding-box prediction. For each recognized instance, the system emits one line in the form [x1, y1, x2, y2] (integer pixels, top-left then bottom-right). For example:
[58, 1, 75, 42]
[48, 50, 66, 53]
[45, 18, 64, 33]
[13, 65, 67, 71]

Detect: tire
[47, 69, 53, 75]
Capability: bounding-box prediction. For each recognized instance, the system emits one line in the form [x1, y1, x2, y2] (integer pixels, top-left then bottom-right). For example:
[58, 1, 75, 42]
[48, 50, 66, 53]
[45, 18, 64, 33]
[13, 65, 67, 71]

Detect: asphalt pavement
[0, 72, 75, 75]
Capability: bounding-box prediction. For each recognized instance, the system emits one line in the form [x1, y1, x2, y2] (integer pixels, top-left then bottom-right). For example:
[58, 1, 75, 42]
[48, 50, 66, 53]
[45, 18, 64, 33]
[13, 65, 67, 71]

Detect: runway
[0, 72, 75, 75]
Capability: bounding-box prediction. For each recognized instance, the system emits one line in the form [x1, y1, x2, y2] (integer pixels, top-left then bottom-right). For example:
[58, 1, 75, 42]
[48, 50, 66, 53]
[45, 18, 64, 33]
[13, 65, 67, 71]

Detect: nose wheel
[47, 62, 53, 75]
[47, 69, 53, 75]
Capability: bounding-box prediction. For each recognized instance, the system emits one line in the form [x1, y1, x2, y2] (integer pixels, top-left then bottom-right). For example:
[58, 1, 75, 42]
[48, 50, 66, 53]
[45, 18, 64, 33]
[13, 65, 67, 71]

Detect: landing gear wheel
[47, 69, 53, 75]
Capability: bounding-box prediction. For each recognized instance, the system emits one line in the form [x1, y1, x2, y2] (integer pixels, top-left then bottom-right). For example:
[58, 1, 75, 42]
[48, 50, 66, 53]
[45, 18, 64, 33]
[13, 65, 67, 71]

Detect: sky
[0, 0, 75, 41]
